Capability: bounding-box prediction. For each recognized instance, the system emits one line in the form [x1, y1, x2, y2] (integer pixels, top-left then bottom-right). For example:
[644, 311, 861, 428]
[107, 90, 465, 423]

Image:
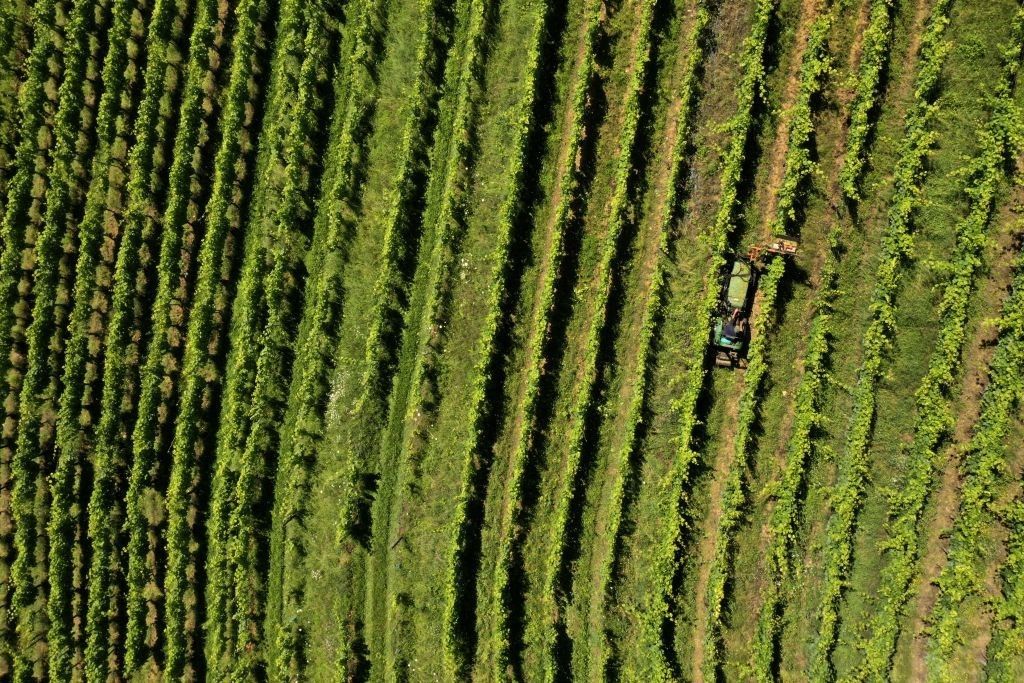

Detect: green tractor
[713, 259, 755, 368]
[712, 237, 798, 369]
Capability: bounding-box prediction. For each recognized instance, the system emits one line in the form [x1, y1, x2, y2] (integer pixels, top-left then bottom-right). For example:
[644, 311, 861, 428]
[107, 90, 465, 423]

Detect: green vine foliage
[629, 0, 777, 678]
[862, 8, 1024, 678]
[703, 3, 835, 679]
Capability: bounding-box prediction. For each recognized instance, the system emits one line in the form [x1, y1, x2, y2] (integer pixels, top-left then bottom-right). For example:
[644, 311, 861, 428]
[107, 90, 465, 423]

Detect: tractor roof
[726, 260, 752, 309]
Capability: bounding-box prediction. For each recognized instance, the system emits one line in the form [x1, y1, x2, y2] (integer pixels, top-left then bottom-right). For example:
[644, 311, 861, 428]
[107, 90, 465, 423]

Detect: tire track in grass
[472, 0, 600, 675]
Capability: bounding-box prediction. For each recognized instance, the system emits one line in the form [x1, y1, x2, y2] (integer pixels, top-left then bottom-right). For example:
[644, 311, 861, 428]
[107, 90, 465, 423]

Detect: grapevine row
[362, 0, 495, 669]
[224, 20, 332, 679]
[43, 0, 138, 677]
[121, 0, 225, 670]
[701, 5, 834, 678]
[750, 231, 843, 681]
[839, 0, 895, 200]
[200, 0, 306, 669]
[930, 235, 1024, 677]
[989, 479, 1024, 676]
[476, 0, 602, 674]
[435, 0, 552, 674]
[862, 9, 1024, 677]
[810, 0, 956, 676]
[563, 0, 661, 674]
[81, 0, 197, 670]
[5, 0, 94, 677]
[267, 0, 386, 674]
[339, 0, 456, 661]
[630, 0, 776, 677]
[161, 0, 272, 672]
[335, 0, 452, 547]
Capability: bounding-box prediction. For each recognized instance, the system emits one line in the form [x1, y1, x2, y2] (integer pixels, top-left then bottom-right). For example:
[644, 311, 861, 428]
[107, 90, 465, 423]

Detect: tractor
[712, 237, 798, 369]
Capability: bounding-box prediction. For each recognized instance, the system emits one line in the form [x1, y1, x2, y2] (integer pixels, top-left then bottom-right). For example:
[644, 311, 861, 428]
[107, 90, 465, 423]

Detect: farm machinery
[712, 237, 798, 369]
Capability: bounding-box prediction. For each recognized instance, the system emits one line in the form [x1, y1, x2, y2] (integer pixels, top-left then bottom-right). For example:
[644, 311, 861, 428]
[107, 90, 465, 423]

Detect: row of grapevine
[43, 0, 141, 677]
[700, 5, 835, 677]
[434, 0, 552, 674]
[862, 8, 1024, 677]
[223, 18, 333, 678]
[562, 0, 662, 674]
[473, 0, 602, 673]
[161, 0, 273, 673]
[629, 0, 776, 677]
[345, 0, 459, 662]
[5, 0, 98, 677]
[750, 230, 843, 681]
[334, 0, 454, 547]
[122, 0, 227, 670]
[748, 0, 910, 668]
[199, 0, 305, 672]
[989, 472, 1024, 676]
[810, 0, 956, 676]
[839, 0, 894, 200]
[266, 0, 387, 674]
[81, 0, 199, 671]
[371, 0, 497, 670]
[0, 0, 30, 214]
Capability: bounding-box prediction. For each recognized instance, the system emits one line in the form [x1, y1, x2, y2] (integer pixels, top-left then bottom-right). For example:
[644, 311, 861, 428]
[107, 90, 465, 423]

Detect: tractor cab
[713, 259, 755, 368]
